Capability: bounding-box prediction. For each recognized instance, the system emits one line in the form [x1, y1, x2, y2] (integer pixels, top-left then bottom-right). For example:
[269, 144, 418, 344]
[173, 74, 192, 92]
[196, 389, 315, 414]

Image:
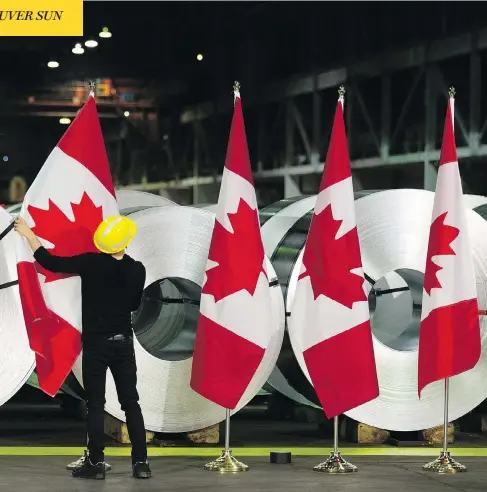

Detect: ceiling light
[99, 27, 112, 39]
[72, 43, 84, 55]
[59, 118, 71, 125]
[85, 39, 98, 48]
[124, 111, 130, 117]
[47, 60, 59, 68]
[196, 53, 203, 61]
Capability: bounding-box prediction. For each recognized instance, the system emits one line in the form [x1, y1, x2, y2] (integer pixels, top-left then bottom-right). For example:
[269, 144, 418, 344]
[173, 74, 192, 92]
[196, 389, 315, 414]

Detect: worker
[14, 215, 151, 480]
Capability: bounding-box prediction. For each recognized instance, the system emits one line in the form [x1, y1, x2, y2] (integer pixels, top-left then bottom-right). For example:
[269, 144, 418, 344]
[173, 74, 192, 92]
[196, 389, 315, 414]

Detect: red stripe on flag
[190, 314, 265, 409]
[418, 299, 480, 395]
[33, 320, 82, 397]
[303, 321, 379, 419]
[17, 261, 54, 356]
[57, 97, 115, 198]
[17, 261, 81, 396]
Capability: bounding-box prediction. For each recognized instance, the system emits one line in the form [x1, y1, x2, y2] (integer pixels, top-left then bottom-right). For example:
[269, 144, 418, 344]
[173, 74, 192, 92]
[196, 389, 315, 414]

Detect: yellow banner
[0, 0, 83, 36]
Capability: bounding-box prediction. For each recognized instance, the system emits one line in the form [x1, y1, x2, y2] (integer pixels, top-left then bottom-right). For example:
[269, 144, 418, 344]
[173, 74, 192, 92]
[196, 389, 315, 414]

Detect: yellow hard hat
[93, 215, 137, 254]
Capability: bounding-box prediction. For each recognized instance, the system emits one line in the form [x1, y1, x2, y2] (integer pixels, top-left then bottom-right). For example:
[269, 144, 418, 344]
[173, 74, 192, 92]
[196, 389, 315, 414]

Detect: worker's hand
[14, 217, 34, 239]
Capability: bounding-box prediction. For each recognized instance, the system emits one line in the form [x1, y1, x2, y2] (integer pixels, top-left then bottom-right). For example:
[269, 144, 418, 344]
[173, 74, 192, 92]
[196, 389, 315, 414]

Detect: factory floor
[0, 456, 485, 492]
[1, 390, 487, 490]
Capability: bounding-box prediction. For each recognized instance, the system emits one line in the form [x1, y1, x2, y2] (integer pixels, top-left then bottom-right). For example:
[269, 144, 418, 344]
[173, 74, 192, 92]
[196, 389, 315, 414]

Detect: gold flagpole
[89, 80, 96, 98]
[313, 86, 356, 474]
[202, 81, 248, 474]
[204, 408, 248, 473]
[314, 415, 357, 473]
[422, 87, 466, 475]
[422, 377, 465, 473]
[233, 80, 241, 100]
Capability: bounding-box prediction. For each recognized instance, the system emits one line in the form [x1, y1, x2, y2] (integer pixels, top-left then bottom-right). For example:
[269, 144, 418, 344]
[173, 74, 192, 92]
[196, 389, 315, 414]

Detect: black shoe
[68, 452, 112, 472]
[133, 461, 152, 479]
[72, 456, 105, 480]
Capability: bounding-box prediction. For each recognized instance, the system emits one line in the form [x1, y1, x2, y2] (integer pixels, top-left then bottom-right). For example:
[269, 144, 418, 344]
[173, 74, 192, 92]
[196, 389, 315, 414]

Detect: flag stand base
[422, 451, 466, 474]
[313, 451, 357, 473]
[204, 449, 249, 473]
[204, 409, 248, 473]
[314, 417, 357, 473]
[422, 379, 466, 474]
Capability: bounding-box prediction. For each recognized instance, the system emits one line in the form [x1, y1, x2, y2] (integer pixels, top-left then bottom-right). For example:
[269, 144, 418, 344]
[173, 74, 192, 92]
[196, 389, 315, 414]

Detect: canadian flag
[418, 95, 481, 396]
[16, 96, 119, 397]
[287, 94, 379, 418]
[190, 89, 274, 409]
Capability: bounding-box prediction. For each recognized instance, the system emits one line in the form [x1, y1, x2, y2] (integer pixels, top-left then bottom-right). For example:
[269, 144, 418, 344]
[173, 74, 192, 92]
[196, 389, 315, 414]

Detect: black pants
[82, 336, 147, 465]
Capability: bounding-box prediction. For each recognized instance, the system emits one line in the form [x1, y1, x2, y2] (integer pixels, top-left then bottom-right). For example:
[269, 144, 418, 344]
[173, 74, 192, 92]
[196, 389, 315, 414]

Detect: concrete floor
[0, 456, 486, 492]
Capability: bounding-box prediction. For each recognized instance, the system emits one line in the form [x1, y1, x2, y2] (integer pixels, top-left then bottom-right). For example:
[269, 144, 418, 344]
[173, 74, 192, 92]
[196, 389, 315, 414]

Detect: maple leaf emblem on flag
[299, 205, 366, 309]
[423, 211, 460, 295]
[203, 199, 267, 302]
[28, 192, 103, 283]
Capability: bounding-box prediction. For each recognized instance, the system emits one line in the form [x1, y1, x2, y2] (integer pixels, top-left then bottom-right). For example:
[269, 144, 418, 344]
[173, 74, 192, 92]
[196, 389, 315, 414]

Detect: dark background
[1, 2, 487, 202]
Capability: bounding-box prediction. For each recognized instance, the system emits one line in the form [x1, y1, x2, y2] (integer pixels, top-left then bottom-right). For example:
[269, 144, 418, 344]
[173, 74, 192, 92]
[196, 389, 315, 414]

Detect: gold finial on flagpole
[448, 86, 456, 99]
[233, 81, 241, 99]
[89, 80, 96, 98]
[233, 81, 241, 105]
[338, 85, 346, 98]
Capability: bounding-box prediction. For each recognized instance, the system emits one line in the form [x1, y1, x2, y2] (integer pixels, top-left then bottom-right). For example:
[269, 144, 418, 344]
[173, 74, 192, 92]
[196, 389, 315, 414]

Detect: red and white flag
[418, 94, 481, 396]
[16, 96, 119, 397]
[288, 93, 379, 418]
[190, 88, 273, 409]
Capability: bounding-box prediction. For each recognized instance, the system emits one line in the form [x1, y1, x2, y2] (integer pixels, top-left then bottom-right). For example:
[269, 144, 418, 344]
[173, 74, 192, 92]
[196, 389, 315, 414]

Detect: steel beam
[10, 99, 157, 110]
[284, 175, 301, 198]
[470, 33, 481, 151]
[192, 122, 200, 204]
[423, 67, 438, 191]
[285, 101, 294, 167]
[390, 67, 424, 151]
[291, 102, 312, 164]
[180, 31, 487, 124]
[345, 90, 354, 155]
[381, 74, 391, 161]
[13, 111, 118, 119]
[130, 27, 487, 192]
[353, 82, 381, 155]
[256, 109, 265, 172]
[311, 74, 321, 166]
[118, 144, 487, 192]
